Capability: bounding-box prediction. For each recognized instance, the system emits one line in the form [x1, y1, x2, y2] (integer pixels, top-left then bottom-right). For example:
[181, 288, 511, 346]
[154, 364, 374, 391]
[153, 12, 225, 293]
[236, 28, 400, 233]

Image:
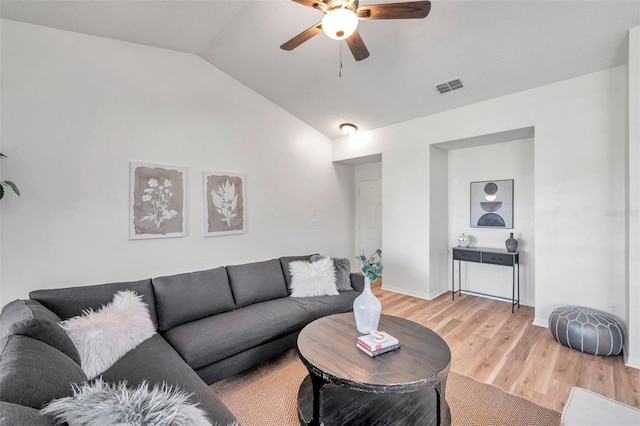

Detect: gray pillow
[0, 300, 81, 365]
[309, 256, 352, 291]
[0, 335, 87, 409]
[333, 258, 352, 291]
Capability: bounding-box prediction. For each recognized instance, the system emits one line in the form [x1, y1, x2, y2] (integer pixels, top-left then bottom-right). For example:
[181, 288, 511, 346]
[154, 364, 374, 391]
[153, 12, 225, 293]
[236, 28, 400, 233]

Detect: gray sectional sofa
[0, 254, 364, 425]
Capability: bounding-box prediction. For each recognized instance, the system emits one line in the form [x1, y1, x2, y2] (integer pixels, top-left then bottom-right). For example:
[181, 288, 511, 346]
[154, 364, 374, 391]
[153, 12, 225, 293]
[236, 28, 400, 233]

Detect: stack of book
[356, 331, 400, 357]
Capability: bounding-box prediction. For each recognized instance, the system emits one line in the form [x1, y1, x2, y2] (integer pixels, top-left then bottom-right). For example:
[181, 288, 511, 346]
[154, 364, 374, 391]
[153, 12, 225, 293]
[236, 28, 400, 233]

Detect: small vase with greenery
[354, 249, 383, 333]
[0, 153, 20, 200]
[356, 249, 383, 283]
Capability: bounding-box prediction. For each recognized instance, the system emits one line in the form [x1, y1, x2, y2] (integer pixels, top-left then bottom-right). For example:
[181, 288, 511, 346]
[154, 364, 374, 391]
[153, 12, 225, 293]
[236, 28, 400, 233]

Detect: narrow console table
[452, 247, 520, 313]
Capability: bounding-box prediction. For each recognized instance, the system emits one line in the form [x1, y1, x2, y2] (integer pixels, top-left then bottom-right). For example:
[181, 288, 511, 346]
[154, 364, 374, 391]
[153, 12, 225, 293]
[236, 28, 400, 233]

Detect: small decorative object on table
[505, 232, 518, 252]
[457, 233, 470, 247]
[356, 330, 399, 357]
[354, 249, 383, 333]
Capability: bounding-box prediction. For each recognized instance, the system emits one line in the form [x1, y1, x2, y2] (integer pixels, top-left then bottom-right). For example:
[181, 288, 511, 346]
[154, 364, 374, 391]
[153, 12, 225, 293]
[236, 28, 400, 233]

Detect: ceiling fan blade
[357, 1, 431, 20]
[345, 30, 370, 61]
[280, 23, 323, 51]
[290, 0, 327, 12]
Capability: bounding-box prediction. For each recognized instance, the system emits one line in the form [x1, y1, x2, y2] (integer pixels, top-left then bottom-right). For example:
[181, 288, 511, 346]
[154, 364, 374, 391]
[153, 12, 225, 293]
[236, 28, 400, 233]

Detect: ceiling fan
[280, 0, 432, 61]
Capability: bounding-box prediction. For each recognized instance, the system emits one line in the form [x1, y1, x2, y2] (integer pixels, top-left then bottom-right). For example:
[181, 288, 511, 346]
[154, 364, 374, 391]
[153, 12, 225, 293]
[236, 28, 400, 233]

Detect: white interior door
[357, 178, 382, 259]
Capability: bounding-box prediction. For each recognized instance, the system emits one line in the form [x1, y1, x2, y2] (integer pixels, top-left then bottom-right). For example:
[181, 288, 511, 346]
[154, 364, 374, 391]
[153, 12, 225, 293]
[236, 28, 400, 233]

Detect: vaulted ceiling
[2, 0, 639, 139]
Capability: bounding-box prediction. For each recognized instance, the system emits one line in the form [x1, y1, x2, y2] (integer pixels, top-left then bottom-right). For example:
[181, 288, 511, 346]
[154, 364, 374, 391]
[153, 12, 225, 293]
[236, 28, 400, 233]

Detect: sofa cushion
[285, 290, 360, 322]
[163, 292, 360, 371]
[227, 259, 288, 307]
[0, 299, 81, 365]
[29, 278, 159, 329]
[279, 255, 314, 292]
[100, 334, 237, 425]
[0, 401, 55, 425]
[153, 267, 235, 332]
[0, 335, 86, 409]
[163, 298, 312, 369]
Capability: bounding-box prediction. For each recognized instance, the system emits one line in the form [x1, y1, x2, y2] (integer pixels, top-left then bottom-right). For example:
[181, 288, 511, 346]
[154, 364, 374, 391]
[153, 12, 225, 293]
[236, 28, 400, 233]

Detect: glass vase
[353, 276, 382, 333]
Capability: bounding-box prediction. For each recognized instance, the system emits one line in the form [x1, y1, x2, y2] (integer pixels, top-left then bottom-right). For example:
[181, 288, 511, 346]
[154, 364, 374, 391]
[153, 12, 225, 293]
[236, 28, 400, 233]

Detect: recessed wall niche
[428, 127, 535, 307]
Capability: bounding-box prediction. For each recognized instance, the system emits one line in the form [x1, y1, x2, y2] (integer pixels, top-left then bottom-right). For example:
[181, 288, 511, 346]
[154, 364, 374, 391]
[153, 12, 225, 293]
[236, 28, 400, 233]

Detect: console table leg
[512, 265, 515, 313]
[451, 258, 455, 300]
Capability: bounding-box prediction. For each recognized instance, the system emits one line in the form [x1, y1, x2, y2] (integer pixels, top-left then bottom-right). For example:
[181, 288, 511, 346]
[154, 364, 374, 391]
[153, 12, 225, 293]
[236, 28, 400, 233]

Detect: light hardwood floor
[372, 282, 640, 413]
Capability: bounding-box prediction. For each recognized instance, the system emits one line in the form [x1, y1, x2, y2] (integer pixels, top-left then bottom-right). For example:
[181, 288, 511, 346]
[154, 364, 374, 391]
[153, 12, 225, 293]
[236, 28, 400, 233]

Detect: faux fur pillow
[41, 378, 212, 426]
[59, 290, 155, 379]
[310, 255, 352, 291]
[333, 258, 352, 291]
[289, 257, 338, 297]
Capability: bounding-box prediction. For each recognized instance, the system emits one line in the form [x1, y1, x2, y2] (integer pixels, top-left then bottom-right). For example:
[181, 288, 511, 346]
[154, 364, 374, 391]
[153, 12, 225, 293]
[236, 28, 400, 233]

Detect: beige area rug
[210, 350, 561, 426]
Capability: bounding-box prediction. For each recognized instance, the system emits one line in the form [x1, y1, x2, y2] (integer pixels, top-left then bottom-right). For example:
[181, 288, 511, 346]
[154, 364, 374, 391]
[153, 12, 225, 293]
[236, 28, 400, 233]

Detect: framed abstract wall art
[203, 171, 246, 237]
[470, 179, 514, 228]
[130, 162, 186, 239]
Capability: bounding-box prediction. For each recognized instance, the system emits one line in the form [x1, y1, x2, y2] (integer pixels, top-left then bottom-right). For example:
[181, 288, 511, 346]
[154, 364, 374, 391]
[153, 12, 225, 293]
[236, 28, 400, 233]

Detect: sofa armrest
[350, 273, 365, 292]
[0, 401, 55, 425]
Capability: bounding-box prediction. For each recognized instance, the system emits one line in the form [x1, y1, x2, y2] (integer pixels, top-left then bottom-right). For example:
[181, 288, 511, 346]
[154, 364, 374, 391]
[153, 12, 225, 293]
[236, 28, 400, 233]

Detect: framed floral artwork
[203, 171, 245, 237]
[130, 162, 186, 239]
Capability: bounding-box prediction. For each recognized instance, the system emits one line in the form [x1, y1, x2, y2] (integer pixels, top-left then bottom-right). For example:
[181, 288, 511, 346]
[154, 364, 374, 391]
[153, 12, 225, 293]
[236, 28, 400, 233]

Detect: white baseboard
[626, 356, 640, 370]
[532, 317, 548, 328]
[381, 284, 434, 300]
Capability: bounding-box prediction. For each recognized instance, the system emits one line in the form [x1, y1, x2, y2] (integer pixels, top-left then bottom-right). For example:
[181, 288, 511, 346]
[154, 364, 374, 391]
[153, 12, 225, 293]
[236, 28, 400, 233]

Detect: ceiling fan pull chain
[339, 42, 343, 78]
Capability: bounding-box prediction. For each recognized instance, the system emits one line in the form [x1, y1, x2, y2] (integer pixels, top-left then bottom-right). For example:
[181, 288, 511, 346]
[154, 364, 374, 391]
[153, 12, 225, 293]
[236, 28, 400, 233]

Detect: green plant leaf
[3, 181, 20, 196]
[0, 153, 7, 159]
[0, 185, 4, 200]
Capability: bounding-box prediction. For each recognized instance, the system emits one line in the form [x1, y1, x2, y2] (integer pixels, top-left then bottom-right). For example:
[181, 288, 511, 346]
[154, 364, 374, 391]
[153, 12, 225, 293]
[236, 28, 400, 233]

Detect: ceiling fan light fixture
[322, 8, 358, 40]
[340, 123, 358, 136]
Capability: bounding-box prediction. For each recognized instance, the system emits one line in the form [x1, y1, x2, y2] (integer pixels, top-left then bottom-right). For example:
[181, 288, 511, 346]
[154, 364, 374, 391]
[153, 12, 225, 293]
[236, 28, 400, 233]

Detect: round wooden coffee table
[297, 313, 451, 426]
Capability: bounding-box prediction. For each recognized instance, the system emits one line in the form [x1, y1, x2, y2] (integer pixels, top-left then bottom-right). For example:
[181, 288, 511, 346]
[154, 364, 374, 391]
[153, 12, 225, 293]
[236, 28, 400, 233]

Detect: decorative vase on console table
[354, 249, 384, 334]
[505, 233, 518, 252]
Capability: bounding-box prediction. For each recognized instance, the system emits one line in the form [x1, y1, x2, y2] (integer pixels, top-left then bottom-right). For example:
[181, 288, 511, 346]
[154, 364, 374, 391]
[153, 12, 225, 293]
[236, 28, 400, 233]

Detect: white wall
[333, 66, 627, 330]
[627, 26, 640, 368]
[448, 139, 535, 306]
[0, 20, 354, 305]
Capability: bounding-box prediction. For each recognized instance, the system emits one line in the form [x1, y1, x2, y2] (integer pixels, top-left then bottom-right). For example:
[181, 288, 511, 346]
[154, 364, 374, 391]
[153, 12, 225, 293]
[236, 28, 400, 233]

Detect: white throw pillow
[59, 290, 155, 379]
[41, 378, 213, 426]
[289, 257, 339, 297]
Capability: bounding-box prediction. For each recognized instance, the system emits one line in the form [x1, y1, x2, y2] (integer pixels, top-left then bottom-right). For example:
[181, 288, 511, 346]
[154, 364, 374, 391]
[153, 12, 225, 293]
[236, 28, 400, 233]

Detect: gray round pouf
[549, 306, 624, 356]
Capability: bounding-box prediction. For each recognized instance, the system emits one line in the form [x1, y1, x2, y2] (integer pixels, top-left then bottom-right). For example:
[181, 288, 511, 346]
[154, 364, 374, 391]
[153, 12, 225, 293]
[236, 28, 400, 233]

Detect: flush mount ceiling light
[340, 123, 358, 135]
[322, 8, 359, 40]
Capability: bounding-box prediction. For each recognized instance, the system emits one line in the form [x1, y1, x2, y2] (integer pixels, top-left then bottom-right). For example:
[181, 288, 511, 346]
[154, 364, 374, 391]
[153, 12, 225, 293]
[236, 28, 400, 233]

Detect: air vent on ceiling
[436, 78, 464, 94]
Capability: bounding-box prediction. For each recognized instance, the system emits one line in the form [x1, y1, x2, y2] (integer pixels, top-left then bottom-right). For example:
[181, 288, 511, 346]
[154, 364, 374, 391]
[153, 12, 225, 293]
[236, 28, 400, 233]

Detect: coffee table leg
[310, 374, 327, 426]
[435, 379, 447, 426]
